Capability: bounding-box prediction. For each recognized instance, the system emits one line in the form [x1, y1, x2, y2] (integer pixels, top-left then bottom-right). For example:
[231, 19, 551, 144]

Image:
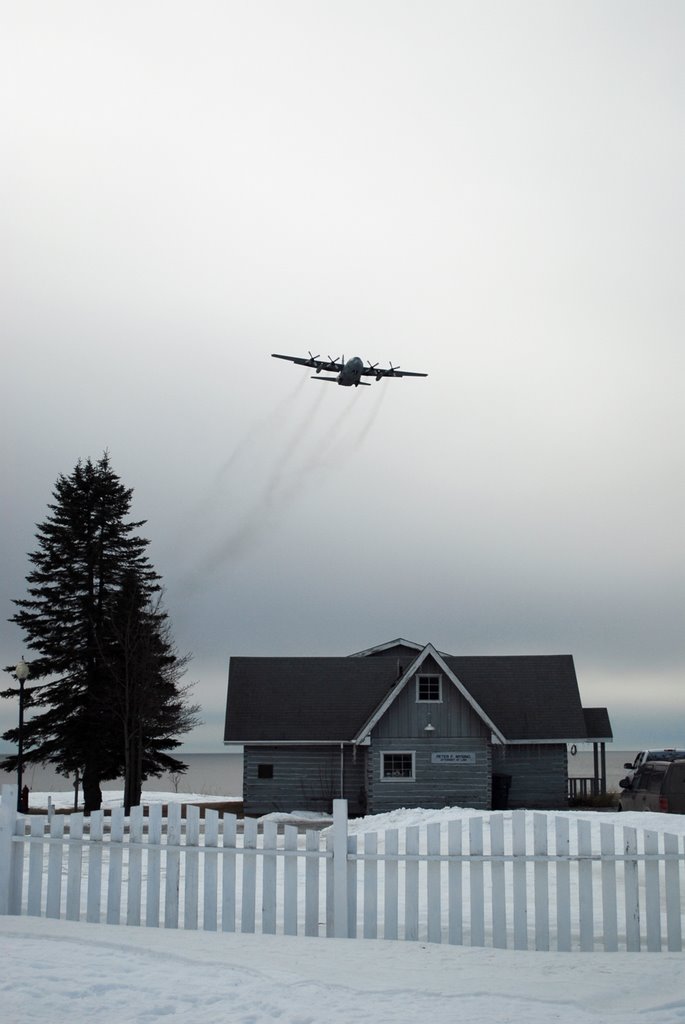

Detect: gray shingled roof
[444, 655, 588, 741]
[583, 707, 614, 741]
[224, 651, 604, 743]
[224, 657, 400, 741]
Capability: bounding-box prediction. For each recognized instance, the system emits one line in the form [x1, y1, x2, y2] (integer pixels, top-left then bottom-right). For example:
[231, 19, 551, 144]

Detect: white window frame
[416, 673, 442, 703]
[380, 750, 416, 782]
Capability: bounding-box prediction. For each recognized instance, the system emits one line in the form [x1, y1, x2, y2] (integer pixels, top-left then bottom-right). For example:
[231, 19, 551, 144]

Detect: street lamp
[14, 658, 30, 813]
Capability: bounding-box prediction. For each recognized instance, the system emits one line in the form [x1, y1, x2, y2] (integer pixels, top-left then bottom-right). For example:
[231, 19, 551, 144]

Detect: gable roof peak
[349, 638, 425, 657]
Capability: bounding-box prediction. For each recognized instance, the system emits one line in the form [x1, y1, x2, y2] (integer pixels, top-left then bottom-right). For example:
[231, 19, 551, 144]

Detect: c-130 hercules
[271, 352, 428, 387]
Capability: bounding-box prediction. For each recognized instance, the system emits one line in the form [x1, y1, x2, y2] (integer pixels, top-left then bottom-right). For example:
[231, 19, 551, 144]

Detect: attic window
[417, 674, 442, 702]
[257, 764, 274, 779]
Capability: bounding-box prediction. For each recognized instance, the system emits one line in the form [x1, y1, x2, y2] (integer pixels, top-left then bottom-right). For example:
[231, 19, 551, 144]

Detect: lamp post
[14, 658, 30, 812]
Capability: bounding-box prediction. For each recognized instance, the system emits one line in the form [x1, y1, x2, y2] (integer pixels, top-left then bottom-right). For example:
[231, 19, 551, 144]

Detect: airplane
[271, 352, 428, 387]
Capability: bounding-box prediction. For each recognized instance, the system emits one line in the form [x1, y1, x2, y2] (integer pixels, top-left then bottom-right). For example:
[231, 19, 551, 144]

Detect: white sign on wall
[431, 752, 476, 765]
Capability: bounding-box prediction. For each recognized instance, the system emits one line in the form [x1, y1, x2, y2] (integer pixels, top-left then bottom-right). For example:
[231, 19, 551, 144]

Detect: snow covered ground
[1, 794, 684, 1023]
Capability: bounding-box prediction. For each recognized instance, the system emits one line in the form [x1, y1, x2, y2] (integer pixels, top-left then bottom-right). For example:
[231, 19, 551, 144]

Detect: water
[0, 752, 243, 799]
[567, 749, 637, 790]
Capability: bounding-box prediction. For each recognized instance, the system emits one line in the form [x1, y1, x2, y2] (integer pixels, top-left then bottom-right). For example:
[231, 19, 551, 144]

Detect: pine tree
[98, 573, 198, 812]
[2, 453, 198, 812]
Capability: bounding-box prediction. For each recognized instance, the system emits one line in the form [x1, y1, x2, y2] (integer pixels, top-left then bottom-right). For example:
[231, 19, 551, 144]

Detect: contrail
[188, 383, 389, 583]
[264, 386, 327, 504]
[172, 372, 311, 550]
[352, 380, 388, 447]
[192, 386, 329, 579]
[215, 371, 310, 483]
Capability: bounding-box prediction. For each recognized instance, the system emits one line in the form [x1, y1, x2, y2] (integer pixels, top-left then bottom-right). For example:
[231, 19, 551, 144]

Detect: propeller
[388, 362, 400, 376]
[307, 351, 320, 366]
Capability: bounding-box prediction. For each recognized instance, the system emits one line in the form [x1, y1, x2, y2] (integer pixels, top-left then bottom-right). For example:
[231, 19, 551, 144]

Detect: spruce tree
[3, 453, 197, 811]
[99, 573, 198, 812]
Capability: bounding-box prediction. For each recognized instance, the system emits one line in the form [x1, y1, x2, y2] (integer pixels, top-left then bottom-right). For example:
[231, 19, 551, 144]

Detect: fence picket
[555, 816, 571, 951]
[577, 819, 594, 951]
[184, 805, 200, 930]
[490, 813, 506, 949]
[145, 804, 162, 928]
[644, 830, 661, 952]
[107, 807, 124, 925]
[128, 806, 144, 927]
[87, 811, 103, 923]
[533, 813, 549, 950]
[512, 810, 527, 949]
[221, 813, 236, 933]
[447, 818, 462, 945]
[623, 825, 640, 952]
[363, 832, 378, 939]
[305, 829, 320, 937]
[0, 787, 17, 915]
[426, 822, 441, 944]
[404, 825, 419, 941]
[27, 816, 44, 917]
[203, 810, 219, 932]
[284, 824, 299, 936]
[241, 817, 257, 933]
[346, 833, 358, 939]
[262, 820, 277, 935]
[46, 814, 64, 919]
[0, 791, 683, 955]
[469, 817, 484, 947]
[332, 800, 348, 939]
[8, 811, 25, 916]
[664, 832, 682, 952]
[384, 828, 399, 940]
[66, 813, 84, 921]
[600, 821, 618, 952]
[165, 803, 181, 929]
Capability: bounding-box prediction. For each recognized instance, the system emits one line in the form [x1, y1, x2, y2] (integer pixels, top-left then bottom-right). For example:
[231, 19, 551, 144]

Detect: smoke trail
[187, 382, 389, 585]
[172, 372, 310, 550]
[190, 386, 329, 580]
[353, 379, 388, 447]
[264, 386, 328, 504]
[267, 393, 355, 505]
[214, 371, 310, 483]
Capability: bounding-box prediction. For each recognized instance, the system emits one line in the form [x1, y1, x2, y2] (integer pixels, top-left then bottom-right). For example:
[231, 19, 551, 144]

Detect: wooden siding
[492, 744, 568, 809]
[367, 736, 491, 813]
[372, 657, 491, 740]
[243, 745, 367, 817]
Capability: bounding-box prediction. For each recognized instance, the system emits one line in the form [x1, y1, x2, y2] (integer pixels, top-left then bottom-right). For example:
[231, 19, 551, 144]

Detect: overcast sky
[3, 2, 683, 755]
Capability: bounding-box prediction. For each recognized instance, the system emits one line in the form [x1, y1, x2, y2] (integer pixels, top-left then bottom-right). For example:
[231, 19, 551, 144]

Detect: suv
[618, 759, 685, 813]
[622, 749, 685, 778]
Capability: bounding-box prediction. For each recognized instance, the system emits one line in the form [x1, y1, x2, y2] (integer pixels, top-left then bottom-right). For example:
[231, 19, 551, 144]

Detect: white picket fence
[1, 785, 684, 952]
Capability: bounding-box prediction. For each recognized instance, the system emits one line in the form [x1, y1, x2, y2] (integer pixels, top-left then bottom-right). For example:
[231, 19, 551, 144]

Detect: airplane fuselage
[335, 356, 365, 386]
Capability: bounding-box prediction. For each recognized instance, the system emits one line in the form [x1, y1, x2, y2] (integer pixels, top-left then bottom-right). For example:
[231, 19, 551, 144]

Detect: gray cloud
[3, 2, 683, 753]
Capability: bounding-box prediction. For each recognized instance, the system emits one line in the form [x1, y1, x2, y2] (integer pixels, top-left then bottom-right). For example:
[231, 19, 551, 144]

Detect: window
[381, 752, 415, 780]
[257, 763, 274, 779]
[417, 674, 442, 702]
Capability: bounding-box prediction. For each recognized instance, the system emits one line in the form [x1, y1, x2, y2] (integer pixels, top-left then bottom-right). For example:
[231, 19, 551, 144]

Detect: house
[223, 639, 612, 816]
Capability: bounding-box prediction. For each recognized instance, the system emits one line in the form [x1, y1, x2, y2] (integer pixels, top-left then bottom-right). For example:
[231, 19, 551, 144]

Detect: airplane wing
[272, 353, 344, 373]
[360, 363, 428, 380]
